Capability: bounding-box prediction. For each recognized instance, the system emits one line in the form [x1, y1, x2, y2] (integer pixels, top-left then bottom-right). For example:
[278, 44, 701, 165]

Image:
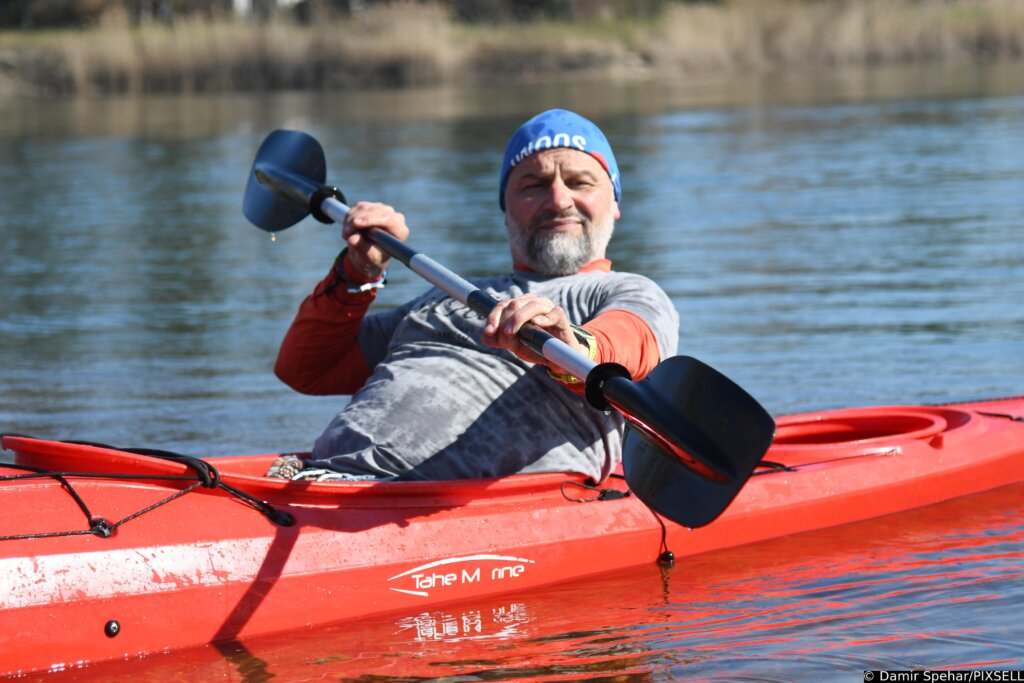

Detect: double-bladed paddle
[243, 129, 775, 528]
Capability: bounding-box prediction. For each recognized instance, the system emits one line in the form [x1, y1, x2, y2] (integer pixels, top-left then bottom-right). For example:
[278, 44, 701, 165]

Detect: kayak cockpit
[1, 435, 603, 509]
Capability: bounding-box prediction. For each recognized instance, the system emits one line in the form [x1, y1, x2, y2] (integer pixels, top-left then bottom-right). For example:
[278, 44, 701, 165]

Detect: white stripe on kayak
[3, 538, 277, 609]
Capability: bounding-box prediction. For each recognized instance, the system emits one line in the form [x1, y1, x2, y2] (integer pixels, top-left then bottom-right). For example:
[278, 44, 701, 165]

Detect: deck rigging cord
[558, 475, 678, 566]
[0, 436, 294, 541]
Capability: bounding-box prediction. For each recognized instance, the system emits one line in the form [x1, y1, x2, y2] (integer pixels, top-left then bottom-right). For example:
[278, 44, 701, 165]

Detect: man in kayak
[270, 109, 679, 482]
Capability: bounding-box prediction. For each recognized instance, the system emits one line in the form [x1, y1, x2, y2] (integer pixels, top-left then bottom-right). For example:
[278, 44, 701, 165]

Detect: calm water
[2, 62, 1023, 679]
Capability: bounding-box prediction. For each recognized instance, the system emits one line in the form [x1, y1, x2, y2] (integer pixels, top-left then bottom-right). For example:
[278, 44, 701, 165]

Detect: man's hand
[342, 202, 410, 280]
[481, 294, 588, 370]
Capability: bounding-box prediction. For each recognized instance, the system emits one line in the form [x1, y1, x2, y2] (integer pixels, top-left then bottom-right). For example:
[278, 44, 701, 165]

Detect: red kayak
[2, 395, 1022, 677]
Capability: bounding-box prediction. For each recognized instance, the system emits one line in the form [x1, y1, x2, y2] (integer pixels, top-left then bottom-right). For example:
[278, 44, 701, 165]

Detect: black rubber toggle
[268, 510, 296, 527]
[657, 550, 675, 567]
[584, 362, 632, 411]
[310, 186, 347, 224]
[90, 518, 114, 538]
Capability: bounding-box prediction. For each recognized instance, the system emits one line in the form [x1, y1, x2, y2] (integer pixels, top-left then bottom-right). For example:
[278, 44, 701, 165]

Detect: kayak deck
[1, 396, 1022, 677]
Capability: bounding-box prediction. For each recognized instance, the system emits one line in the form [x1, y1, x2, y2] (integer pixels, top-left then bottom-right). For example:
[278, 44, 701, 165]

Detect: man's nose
[544, 178, 574, 212]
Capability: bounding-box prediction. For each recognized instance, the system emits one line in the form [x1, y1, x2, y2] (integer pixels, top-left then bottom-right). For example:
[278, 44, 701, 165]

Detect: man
[271, 109, 679, 482]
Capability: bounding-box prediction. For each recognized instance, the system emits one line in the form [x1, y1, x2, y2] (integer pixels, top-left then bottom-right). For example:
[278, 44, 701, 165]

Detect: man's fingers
[339, 201, 413, 278]
[343, 202, 410, 241]
[500, 298, 554, 335]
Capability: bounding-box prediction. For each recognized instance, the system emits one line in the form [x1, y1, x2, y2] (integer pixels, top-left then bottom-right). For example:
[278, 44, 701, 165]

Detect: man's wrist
[547, 325, 598, 385]
[335, 248, 387, 292]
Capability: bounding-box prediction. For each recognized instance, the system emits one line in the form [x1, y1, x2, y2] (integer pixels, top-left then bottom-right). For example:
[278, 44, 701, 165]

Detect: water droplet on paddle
[270, 233, 277, 242]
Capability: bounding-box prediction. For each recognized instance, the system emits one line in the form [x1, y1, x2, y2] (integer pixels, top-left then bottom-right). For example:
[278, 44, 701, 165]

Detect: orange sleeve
[582, 309, 662, 381]
[273, 257, 380, 395]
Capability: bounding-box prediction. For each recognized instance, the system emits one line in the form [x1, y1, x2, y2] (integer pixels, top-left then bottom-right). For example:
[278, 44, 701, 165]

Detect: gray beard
[507, 212, 597, 276]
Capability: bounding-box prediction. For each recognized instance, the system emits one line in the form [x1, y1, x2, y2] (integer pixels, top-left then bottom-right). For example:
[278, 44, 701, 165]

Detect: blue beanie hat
[499, 109, 621, 211]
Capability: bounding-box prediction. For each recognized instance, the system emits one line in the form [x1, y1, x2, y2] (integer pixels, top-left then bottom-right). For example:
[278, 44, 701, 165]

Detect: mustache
[528, 209, 589, 233]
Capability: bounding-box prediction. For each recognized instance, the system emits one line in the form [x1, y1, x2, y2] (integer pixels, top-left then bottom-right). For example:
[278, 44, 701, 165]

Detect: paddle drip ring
[310, 186, 346, 224]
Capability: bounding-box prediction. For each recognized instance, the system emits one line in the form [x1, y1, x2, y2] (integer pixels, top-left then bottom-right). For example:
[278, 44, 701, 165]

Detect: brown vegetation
[1, 0, 1022, 97]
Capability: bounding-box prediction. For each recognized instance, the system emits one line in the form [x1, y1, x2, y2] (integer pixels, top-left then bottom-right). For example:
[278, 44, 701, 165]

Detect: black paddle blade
[243, 129, 327, 232]
[620, 356, 775, 528]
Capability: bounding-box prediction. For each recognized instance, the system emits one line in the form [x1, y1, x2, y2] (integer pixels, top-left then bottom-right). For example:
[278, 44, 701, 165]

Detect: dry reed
[1, 0, 1021, 96]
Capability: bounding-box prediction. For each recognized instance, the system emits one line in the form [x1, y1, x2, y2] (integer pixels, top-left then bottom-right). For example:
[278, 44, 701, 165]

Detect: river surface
[1, 62, 1023, 680]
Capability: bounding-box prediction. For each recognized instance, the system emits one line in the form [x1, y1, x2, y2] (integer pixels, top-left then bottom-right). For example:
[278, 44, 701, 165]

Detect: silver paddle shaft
[317, 196, 599, 384]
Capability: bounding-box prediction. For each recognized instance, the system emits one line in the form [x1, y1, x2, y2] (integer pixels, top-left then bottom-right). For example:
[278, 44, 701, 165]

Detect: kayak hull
[2, 396, 1022, 676]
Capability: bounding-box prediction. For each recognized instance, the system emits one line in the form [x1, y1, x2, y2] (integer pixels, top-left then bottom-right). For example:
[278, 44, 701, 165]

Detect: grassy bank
[1, 0, 1022, 97]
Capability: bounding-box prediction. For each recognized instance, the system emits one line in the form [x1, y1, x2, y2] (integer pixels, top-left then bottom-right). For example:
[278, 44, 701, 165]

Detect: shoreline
[1, 0, 1022, 98]
[5, 60, 1023, 141]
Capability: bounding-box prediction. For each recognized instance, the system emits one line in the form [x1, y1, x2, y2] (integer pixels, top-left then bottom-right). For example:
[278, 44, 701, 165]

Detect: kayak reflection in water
[268, 109, 679, 483]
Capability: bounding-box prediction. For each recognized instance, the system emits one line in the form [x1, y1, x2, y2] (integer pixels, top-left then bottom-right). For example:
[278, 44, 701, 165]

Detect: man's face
[503, 148, 620, 276]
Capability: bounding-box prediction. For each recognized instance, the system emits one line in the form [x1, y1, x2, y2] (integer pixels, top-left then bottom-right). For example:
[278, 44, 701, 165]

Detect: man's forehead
[509, 148, 608, 178]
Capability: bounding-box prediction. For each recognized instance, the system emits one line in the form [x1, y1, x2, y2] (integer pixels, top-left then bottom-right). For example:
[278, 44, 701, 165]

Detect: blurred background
[2, 0, 1023, 96]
